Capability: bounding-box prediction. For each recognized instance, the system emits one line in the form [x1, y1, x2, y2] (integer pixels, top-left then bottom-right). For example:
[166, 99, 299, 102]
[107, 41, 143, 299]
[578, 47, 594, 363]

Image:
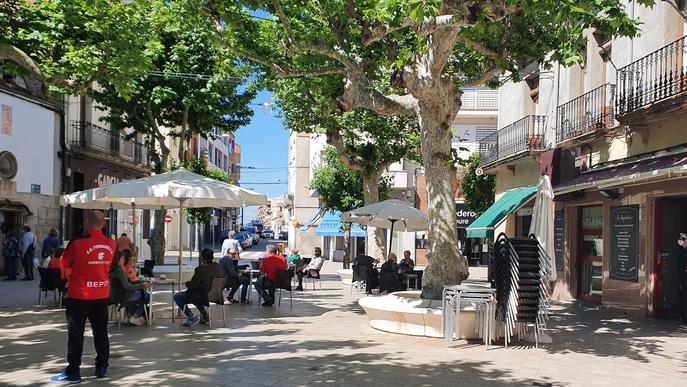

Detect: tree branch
[455, 34, 501, 59]
[462, 67, 502, 87]
[275, 68, 346, 78]
[363, 15, 467, 46]
[337, 77, 418, 116]
[325, 128, 365, 172]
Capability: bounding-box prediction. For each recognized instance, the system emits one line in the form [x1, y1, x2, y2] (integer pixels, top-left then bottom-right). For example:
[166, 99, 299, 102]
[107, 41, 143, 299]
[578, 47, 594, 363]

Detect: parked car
[234, 233, 249, 249]
[262, 230, 274, 239]
[278, 231, 288, 240]
[248, 231, 259, 244]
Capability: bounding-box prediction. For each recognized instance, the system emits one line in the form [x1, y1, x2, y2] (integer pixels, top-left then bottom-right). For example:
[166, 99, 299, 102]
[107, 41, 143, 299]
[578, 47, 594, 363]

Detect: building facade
[479, 2, 687, 319]
[0, 77, 62, 274]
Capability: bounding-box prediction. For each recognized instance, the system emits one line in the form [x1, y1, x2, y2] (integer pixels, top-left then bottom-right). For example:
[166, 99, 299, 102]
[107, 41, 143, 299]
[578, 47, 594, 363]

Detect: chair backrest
[109, 273, 126, 305]
[308, 268, 321, 278]
[38, 267, 64, 291]
[141, 259, 155, 277]
[208, 277, 226, 305]
[379, 272, 398, 292]
[291, 258, 304, 270]
[302, 257, 312, 266]
[274, 269, 292, 290]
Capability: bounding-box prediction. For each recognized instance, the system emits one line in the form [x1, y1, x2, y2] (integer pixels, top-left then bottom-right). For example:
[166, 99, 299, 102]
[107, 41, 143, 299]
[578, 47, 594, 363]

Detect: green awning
[466, 185, 537, 238]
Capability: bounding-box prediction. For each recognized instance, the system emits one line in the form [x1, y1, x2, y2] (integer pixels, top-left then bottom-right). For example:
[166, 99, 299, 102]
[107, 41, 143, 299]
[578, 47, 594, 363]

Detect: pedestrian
[220, 230, 242, 259]
[115, 233, 134, 254]
[19, 225, 36, 281]
[679, 233, 687, 324]
[2, 230, 19, 281]
[51, 210, 115, 383]
[42, 228, 62, 261]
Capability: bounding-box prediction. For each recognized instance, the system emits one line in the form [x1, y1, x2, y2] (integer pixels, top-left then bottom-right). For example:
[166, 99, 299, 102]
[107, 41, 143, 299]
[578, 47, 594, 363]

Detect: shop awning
[299, 208, 323, 232]
[466, 185, 537, 238]
[555, 149, 687, 194]
[315, 210, 366, 237]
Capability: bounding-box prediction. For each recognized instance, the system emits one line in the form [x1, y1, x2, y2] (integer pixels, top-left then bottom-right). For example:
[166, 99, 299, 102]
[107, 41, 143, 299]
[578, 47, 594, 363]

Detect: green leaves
[461, 154, 495, 214]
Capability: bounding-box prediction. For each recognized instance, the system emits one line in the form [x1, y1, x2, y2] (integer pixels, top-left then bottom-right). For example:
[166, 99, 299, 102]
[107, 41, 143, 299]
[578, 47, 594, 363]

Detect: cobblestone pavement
[1, 261, 686, 387]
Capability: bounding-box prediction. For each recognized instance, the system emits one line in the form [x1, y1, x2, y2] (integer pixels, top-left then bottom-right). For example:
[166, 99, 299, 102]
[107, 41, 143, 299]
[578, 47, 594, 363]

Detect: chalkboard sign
[609, 205, 639, 282]
[554, 210, 565, 272]
[415, 238, 428, 250]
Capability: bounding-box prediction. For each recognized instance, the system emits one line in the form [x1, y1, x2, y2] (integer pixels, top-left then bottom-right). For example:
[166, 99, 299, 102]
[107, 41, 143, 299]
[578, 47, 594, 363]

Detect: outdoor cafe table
[142, 277, 178, 325]
[244, 269, 261, 303]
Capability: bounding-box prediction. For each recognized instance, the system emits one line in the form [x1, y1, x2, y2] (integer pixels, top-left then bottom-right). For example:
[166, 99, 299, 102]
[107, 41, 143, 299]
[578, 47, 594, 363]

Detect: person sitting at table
[399, 250, 415, 272]
[109, 250, 150, 326]
[122, 249, 138, 281]
[295, 247, 324, 291]
[174, 248, 224, 326]
[44, 247, 65, 270]
[287, 249, 301, 265]
[353, 246, 379, 294]
[379, 253, 407, 293]
[255, 245, 288, 306]
[219, 248, 250, 304]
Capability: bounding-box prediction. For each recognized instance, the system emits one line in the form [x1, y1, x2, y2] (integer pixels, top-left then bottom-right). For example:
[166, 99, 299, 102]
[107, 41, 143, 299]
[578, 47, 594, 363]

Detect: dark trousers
[228, 276, 250, 302]
[65, 298, 109, 375]
[21, 253, 33, 280]
[681, 273, 687, 323]
[254, 276, 275, 302]
[4, 255, 16, 279]
[173, 291, 207, 318]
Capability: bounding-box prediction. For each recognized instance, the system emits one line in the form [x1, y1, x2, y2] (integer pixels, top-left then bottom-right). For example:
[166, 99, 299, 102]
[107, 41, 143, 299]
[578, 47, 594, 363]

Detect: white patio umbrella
[61, 168, 267, 281]
[528, 175, 556, 281]
[341, 199, 428, 255]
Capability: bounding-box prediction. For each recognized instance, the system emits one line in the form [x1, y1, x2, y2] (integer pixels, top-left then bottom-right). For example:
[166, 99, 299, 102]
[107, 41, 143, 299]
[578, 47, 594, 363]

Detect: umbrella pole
[131, 202, 137, 257]
[178, 199, 185, 285]
[388, 219, 397, 257]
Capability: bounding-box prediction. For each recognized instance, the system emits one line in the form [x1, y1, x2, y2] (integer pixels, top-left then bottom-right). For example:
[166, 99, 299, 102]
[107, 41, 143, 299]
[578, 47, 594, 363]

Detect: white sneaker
[130, 316, 145, 326]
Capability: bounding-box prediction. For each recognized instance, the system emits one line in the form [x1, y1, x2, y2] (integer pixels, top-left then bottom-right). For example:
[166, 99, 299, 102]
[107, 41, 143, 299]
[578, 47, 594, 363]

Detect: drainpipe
[58, 107, 67, 238]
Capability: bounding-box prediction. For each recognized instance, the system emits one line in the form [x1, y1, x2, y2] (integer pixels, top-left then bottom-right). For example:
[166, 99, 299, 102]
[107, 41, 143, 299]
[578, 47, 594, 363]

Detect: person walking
[220, 231, 243, 259]
[42, 228, 62, 262]
[19, 225, 36, 281]
[51, 210, 115, 383]
[2, 231, 19, 281]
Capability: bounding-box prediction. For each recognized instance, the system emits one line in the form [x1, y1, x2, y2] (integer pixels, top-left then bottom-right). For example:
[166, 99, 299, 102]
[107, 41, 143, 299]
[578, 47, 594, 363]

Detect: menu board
[609, 205, 639, 282]
[554, 210, 565, 272]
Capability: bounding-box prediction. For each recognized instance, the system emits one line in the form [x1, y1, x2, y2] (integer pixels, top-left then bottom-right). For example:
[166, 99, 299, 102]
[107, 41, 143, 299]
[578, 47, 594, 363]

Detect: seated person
[399, 250, 415, 272]
[109, 250, 150, 326]
[287, 249, 301, 265]
[174, 248, 224, 326]
[295, 247, 324, 291]
[379, 253, 407, 293]
[122, 249, 138, 281]
[255, 245, 288, 306]
[44, 247, 65, 270]
[353, 246, 380, 294]
[219, 248, 250, 304]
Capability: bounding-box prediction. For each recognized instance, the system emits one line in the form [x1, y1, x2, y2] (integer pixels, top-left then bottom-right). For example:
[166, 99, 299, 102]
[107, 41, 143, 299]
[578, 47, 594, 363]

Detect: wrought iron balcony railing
[478, 115, 547, 168]
[617, 34, 687, 117]
[69, 121, 148, 166]
[557, 83, 616, 143]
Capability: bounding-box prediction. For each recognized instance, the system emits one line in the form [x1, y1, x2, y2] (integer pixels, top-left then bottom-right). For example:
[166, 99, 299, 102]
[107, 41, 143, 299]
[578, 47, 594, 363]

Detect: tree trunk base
[420, 286, 443, 300]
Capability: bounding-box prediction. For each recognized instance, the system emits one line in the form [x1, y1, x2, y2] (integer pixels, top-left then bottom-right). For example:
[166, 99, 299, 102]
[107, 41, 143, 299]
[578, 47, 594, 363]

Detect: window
[0, 151, 18, 179]
[215, 149, 221, 166]
[223, 155, 228, 170]
[208, 144, 214, 162]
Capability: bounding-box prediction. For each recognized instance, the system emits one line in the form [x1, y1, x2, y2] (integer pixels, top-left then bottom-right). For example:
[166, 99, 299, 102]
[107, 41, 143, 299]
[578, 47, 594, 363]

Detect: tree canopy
[461, 153, 495, 214]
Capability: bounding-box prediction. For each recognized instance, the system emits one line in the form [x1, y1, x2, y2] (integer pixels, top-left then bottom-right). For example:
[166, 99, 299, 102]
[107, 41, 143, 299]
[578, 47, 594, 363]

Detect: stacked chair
[492, 233, 552, 348]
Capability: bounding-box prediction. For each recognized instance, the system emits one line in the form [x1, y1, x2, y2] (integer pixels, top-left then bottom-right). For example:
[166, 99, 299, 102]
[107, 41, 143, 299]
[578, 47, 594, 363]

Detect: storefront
[552, 149, 687, 318]
[65, 158, 149, 245]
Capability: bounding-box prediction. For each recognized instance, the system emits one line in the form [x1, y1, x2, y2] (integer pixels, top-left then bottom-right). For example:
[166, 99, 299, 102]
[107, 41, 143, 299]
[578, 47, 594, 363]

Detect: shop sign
[609, 205, 639, 282]
[96, 173, 124, 187]
[455, 201, 480, 228]
[415, 237, 428, 250]
[554, 210, 565, 272]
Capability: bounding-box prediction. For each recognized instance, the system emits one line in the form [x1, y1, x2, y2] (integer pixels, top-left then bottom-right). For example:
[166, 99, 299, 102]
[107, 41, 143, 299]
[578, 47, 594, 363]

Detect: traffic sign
[164, 214, 173, 223]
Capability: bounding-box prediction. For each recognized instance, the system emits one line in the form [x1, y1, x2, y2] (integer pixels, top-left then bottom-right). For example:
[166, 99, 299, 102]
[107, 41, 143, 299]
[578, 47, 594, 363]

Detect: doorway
[578, 206, 604, 303]
[653, 197, 687, 319]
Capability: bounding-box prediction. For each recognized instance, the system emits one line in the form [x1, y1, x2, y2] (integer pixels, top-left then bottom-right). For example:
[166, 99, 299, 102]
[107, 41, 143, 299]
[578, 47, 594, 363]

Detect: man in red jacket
[255, 245, 287, 307]
[51, 210, 114, 383]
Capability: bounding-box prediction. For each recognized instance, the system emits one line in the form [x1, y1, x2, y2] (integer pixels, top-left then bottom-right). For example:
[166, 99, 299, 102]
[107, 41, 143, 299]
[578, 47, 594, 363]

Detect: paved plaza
[1, 260, 686, 387]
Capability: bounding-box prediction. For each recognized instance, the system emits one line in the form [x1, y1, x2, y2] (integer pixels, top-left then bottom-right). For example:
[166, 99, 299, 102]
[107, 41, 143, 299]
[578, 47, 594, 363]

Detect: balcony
[557, 83, 616, 145]
[617, 34, 687, 120]
[69, 121, 148, 166]
[460, 88, 499, 111]
[478, 115, 547, 168]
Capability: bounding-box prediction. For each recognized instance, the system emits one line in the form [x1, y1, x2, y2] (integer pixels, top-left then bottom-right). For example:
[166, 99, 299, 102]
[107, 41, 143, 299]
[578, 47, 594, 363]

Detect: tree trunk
[362, 174, 386, 260]
[417, 97, 470, 300]
[342, 224, 351, 269]
[152, 150, 169, 265]
[178, 105, 189, 162]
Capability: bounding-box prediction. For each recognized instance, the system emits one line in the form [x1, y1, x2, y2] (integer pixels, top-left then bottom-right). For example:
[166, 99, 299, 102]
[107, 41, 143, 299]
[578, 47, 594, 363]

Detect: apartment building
[474, 2, 687, 319]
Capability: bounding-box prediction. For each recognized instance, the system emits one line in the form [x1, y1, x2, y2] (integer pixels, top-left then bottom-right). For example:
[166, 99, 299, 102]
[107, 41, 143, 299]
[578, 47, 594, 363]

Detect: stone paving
[1, 260, 686, 387]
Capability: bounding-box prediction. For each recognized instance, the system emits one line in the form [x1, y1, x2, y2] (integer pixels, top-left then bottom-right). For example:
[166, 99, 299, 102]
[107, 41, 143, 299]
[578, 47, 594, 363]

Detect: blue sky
[235, 90, 289, 223]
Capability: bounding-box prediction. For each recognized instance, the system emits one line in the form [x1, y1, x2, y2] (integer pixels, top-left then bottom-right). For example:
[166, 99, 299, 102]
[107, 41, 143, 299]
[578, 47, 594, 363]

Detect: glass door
[578, 206, 603, 303]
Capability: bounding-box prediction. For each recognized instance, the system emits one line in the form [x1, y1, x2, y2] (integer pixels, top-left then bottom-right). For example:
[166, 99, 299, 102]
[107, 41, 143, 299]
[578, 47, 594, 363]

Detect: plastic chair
[37, 267, 65, 307]
[206, 277, 227, 328]
[274, 270, 293, 308]
[306, 269, 321, 290]
[141, 260, 155, 278]
[379, 272, 398, 294]
[351, 265, 369, 294]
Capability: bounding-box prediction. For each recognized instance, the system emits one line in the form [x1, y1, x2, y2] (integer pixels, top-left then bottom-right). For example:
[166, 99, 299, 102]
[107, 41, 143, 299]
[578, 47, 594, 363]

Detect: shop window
[579, 206, 603, 303]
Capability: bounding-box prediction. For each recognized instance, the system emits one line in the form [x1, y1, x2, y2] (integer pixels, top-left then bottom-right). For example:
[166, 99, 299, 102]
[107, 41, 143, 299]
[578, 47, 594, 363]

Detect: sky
[235, 90, 289, 223]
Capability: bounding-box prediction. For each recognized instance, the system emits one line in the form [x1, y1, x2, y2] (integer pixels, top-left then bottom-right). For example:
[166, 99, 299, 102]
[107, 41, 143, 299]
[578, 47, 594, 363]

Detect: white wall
[0, 92, 59, 196]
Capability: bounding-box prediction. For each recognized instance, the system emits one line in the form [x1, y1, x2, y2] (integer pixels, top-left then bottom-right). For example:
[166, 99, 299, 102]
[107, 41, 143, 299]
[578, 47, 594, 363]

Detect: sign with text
[554, 209, 565, 272]
[609, 205, 639, 282]
[1, 105, 12, 136]
[455, 201, 480, 228]
[415, 238, 428, 250]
